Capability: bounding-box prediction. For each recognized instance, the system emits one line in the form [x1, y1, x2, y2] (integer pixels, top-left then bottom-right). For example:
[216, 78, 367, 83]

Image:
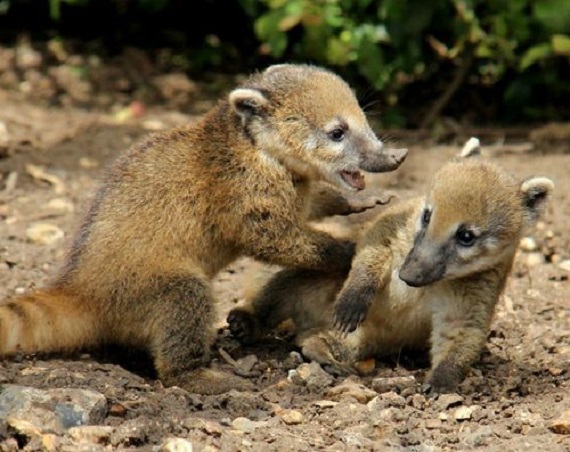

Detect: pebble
[526, 252, 544, 266]
[367, 392, 406, 410]
[159, 437, 194, 452]
[436, 393, 464, 411]
[288, 362, 333, 390]
[327, 378, 378, 404]
[231, 417, 257, 433]
[454, 405, 480, 421]
[463, 426, 494, 447]
[235, 354, 258, 376]
[67, 425, 114, 444]
[46, 197, 74, 212]
[519, 236, 538, 251]
[26, 223, 65, 245]
[372, 375, 416, 394]
[313, 400, 338, 409]
[280, 409, 304, 425]
[558, 260, 570, 272]
[548, 410, 570, 434]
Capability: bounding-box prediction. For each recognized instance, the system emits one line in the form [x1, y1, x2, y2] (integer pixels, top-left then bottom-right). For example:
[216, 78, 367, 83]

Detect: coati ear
[229, 88, 269, 121]
[263, 64, 293, 76]
[459, 137, 482, 158]
[520, 176, 554, 224]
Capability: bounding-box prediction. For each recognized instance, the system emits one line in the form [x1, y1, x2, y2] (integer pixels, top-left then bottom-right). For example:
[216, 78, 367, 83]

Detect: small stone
[313, 400, 338, 409]
[353, 358, 376, 375]
[288, 362, 333, 390]
[280, 409, 304, 425]
[67, 425, 114, 444]
[159, 437, 194, 452]
[327, 378, 378, 404]
[411, 394, 426, 410]
[439, 413, 449, 421]
[464, 426, 494, 447]
[558, 260, 570, 272]
[40, 433, 59, 452]
[26, 223, 64, 245]
[108, 403, 127, 417]
[372, 376, 416, 394]
[235, 354, 258, 376]
[454, 405, 480, 421]
[526, 252, 544, 266]
[549, 410, 570, 434]
[6, 418, 42, 438]
[425, 419, 442, 429]
[436, 393, 464, 410]
[46, 198, 74, 212]
[79, 157, 100, 169]
[231, 417, 257, 433]
[367, 392, 406, 410]
[519, 237, 538, 252]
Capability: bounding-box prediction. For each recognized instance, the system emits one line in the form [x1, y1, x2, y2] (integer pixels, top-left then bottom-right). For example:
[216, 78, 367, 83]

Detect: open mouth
[340, 170, 365, 190]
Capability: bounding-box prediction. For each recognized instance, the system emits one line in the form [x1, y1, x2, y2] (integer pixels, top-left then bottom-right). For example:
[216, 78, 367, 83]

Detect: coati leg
[333, 245, 393, 334]
[424, 296, 492, 395]
[228, 268, 343, 345]
[307, 183, 395, 221]
[143, 275, 253, 395]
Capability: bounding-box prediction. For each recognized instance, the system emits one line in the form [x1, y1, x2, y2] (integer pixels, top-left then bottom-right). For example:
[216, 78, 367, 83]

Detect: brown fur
[228, 139, 554, 394]
[0, 64, 408, 395]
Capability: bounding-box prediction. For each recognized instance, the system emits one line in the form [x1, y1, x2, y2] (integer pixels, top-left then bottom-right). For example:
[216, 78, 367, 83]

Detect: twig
[420, 47, 474, 130]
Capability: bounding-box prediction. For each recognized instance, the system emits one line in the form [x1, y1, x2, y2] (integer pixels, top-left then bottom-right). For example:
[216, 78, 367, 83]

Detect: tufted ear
[520, 176, 554, 225]
[229, 88, 269, 121]
[459, 137, 482, 158]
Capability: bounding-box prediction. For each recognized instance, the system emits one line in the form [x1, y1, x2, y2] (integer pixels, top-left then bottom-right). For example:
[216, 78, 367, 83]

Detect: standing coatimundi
[228, 138, 553, 394]
[0, 64, 407, 394]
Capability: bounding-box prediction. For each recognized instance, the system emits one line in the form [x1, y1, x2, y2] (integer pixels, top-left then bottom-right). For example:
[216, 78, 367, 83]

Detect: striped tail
[0, 288, 99, 356]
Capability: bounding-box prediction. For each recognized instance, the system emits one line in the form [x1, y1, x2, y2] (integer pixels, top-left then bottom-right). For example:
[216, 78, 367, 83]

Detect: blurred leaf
[552, 34, 570, 55]
[533, 0, 570, 33]
[520, 43, 552, 70]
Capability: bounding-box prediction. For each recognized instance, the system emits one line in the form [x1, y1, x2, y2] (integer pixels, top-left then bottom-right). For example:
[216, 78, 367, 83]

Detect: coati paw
[342, 192, 397, 215]
[333, 295, 368, 335]
[424, 364, 464, 395]
[227, 308, 258, 344]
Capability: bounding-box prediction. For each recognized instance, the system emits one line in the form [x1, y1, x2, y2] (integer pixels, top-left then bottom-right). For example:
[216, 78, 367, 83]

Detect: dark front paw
[333, 294, 368, 335]
[227, 309, 258, 345]
[424, 361, 466, 395]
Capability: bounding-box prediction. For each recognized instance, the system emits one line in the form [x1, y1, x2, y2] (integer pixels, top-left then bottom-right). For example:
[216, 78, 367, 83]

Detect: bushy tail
[0, 288, 99, 356]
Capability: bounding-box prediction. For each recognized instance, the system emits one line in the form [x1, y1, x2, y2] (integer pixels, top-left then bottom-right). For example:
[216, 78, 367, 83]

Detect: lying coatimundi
[228, 138, 553, 394]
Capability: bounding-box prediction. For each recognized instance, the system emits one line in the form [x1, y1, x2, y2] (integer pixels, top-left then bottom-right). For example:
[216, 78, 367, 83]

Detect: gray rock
[0, 385, 107, 434]
[288, 362, 334, 391]
[372, 376, 416, 394]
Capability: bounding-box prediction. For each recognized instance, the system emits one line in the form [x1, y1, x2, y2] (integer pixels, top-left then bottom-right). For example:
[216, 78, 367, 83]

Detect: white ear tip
[459, 137, 481, 157]
[521, 177, 555, 193]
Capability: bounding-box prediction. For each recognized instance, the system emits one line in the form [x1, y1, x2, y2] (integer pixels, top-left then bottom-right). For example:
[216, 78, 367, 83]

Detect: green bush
[240, 0, 570, 126]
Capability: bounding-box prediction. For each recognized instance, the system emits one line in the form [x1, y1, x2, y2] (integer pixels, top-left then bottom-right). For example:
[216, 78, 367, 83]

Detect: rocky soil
[0, 40, 569, 451]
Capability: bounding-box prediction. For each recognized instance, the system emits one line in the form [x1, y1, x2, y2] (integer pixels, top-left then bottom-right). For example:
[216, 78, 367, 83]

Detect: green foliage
[241, 0, 569, 125]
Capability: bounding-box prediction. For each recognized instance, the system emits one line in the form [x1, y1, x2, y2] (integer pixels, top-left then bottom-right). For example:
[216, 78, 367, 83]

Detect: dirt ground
[0, 50, 569, 451]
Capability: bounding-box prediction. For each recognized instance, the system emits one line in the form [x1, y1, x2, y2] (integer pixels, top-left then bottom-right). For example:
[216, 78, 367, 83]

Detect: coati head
[399, 138, 554, 287]
[228, 64, 407, 191]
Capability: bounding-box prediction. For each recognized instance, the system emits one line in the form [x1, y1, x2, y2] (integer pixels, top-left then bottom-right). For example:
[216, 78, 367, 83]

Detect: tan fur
[0, 64, 408, 395]
[228, 138, 554, 394]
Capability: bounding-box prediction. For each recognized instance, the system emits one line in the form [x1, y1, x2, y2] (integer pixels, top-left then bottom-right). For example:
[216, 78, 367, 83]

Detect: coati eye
[328, 128, 345, 142]
[456, 228, 476, 247]
[421, 208, 431, 226]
